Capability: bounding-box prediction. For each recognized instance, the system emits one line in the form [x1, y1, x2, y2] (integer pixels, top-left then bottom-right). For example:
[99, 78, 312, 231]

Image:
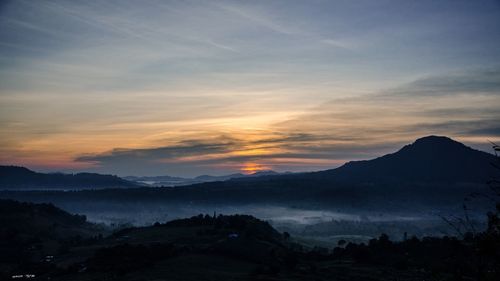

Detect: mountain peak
[414, 135, 454, 143]
[399, 135, 469, 155]
[412, 135, 463, 147]
[327, 135, 496, 183]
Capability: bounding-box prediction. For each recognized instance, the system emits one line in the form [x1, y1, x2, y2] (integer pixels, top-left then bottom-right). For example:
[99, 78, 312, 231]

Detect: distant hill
[0, 136, 497, 209]
[123, 173, 247, 186]
[0, 166, 139, 189]
[309, 135, 497, 183]
[123, 175, 190, 186]
[194, 170, 281, 182]
[125, 170, 282, 187]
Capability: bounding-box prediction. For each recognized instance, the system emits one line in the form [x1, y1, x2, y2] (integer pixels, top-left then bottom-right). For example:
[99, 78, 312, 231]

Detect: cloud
[74, 131, 405, 176]
[70, 67, 500, 176]
[466, 126, 500, 137]
[76, 138, 236, 163]
[274, 67, 500, 150]
[212, 1, 297, 35]
[74, 138, 237, 176]
[388, 68, 500, 97]
[321, 39, 356, 50]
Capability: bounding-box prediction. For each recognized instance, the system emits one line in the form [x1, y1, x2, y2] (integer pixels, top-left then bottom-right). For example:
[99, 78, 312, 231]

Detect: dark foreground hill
[0, 166, 139, 190]
[0, 199, 102, 240]
[0, 199, 106, 276]
[1, 199, 499, 281]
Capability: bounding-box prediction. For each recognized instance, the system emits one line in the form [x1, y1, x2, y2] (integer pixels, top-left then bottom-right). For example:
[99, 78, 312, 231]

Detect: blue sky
[0, 0, 499, 176]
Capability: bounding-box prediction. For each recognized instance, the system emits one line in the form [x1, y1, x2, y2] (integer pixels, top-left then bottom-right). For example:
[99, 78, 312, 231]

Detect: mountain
[177, 135, 498, 206]
[310, 135, 497, 183]
[197, 170, 280, 181]
[0, 136, 497, 209]
[123, 175, 189, 186]
[123, 173, 246, 187]
[0, 166, 139, 189]
[194, 173, 246, 181]
[124, 171, 282, 187]
[249, 170, 281, 177]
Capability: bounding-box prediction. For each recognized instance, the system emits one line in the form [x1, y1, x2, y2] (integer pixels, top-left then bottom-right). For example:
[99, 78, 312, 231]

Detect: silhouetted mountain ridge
[124, 170, 282, 186]
[0, 166, 138, 189]
[0, 136, 495, 194]
[313, 135, 496, 183]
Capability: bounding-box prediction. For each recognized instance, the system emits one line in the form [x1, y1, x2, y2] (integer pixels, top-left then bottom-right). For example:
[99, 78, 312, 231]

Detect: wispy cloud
[74, 132, 395, 176]
[388, 68, 500, 97]
[212, 1, 297, 35]
[321, 38, 356, 50]
[275, 68, 500, 148]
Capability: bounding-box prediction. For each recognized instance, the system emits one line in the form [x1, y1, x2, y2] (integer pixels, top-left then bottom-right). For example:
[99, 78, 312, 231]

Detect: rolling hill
[124, 170, 281, 187]
[0, 166, 139, 190]
[2, 199, 498, 281]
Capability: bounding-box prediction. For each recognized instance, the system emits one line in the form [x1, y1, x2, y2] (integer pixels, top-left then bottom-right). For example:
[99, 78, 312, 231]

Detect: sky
[0, 0, 499, 177]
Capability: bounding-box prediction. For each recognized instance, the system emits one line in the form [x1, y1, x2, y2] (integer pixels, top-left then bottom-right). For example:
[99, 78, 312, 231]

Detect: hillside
[1, 201, 498, 281]
[187, 136, 498, 206]
[0, 166, 139, 189]
[0, 199, 106, 275]
[0, 136, 497, 210]
[313, 135, 497, 183]
[0, 199, 99, 238]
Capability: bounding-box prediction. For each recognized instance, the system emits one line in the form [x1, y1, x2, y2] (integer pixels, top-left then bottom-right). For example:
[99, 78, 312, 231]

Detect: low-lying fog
[52, 201, 488, 247]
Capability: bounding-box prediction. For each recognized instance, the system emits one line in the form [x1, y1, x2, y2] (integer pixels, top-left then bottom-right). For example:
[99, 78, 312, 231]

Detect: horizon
[1, 1, 500, 177]
[2, 134, 497, 177]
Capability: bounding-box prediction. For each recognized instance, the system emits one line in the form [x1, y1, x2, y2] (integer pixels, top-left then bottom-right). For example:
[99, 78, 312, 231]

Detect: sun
[240, 162, 270, 174]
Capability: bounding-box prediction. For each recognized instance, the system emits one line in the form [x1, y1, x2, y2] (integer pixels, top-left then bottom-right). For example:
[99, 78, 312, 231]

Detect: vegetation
[0, 199, 107, 279]
[1, 200, 498, 280]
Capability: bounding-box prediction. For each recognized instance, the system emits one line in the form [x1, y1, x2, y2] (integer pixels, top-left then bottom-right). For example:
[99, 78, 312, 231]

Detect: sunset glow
[240, 163, 271, 174]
